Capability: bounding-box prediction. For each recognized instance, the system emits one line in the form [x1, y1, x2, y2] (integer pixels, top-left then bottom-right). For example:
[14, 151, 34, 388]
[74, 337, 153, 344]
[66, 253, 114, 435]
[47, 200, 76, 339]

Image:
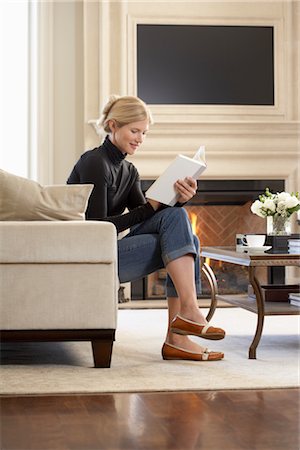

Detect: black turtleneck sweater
[67, 136, 156, 233]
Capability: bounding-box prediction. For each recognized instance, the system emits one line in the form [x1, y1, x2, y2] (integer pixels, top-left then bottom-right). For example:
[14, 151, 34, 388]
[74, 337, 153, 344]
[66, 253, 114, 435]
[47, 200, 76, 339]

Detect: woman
[67, 95, 225, 361]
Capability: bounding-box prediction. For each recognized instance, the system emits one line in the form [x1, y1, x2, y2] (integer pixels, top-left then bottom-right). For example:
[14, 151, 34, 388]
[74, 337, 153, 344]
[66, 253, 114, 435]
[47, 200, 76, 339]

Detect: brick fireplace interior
[131, 179, 285, 300]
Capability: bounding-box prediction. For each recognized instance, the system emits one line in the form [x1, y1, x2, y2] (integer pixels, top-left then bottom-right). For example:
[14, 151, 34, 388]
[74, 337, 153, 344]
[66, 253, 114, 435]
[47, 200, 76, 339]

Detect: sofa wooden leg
[91, 339, 114, 368]
[1, 329, 116, 368]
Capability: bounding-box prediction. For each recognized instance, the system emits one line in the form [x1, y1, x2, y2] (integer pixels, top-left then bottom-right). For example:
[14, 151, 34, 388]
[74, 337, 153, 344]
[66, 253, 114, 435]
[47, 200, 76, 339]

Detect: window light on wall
[0, 1, 37, 179]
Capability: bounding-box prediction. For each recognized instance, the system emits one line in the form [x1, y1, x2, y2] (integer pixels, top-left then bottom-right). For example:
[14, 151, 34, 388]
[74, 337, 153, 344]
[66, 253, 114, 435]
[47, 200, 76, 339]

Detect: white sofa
[0, 220, 118, 368]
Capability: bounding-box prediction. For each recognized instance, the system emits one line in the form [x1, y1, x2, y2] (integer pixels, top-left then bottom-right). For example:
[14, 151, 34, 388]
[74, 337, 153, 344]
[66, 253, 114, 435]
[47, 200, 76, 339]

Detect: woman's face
[109, 119, 149, 155]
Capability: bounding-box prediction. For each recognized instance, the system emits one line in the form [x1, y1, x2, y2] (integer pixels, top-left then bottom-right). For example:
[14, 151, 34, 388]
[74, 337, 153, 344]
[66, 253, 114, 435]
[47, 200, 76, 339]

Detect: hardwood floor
[1, 389, 299, 450]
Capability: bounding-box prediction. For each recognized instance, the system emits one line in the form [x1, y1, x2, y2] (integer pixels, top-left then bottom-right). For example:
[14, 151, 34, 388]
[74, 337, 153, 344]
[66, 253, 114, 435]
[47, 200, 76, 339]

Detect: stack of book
[288, 239, 300, 254]
[289, 292, 300, 307]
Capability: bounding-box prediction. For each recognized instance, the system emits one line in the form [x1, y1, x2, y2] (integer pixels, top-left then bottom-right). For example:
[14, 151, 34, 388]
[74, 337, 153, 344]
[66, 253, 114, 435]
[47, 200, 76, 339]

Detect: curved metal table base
[201, 261, 218, 322]
[248, 267, 265, 359]
[201, 260, 265, 359]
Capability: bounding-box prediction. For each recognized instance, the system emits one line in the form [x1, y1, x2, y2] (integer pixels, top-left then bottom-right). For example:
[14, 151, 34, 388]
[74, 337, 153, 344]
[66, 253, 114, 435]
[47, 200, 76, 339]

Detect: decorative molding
[36, 1, 54, 184]
[88, 119, 102, 136]
[127, 15, 286, 121]
[144, 120, 300, 134]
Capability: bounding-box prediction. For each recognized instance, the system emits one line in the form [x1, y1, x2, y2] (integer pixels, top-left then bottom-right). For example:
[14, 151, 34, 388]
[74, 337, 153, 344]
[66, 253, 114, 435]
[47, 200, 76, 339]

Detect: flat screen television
[137, 24, 274, 105]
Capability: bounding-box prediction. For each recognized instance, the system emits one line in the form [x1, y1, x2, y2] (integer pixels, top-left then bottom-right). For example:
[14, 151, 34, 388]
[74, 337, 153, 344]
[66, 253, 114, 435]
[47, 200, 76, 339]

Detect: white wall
[37, 1, 84, 184]
[52, 1, 84, 184]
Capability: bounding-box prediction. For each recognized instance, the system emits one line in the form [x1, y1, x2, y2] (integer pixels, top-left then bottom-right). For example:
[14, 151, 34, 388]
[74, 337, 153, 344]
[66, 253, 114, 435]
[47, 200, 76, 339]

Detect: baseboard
[118, 299, 235, 310]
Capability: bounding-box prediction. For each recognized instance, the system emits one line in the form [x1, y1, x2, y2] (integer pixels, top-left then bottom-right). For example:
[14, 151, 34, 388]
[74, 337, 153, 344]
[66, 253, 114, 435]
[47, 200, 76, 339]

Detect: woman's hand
[175, 177, 197, 203]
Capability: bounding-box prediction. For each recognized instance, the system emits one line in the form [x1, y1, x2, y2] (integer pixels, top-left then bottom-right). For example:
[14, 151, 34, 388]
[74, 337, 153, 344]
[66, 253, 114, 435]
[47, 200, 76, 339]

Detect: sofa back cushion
[0, 169, 93, 221]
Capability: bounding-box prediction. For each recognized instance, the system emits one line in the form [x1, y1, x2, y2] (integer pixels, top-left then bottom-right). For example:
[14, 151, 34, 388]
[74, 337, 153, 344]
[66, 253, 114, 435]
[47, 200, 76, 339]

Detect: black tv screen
[137, 24, 274, 105]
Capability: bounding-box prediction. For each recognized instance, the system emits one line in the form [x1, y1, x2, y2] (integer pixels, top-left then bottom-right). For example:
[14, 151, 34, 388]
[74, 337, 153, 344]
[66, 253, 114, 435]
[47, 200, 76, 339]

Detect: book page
[193, 145, 206, 163]
[145, 147, 206, 206]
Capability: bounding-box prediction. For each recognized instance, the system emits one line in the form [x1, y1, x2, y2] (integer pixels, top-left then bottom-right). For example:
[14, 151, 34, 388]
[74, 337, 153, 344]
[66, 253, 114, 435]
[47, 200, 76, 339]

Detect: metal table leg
[201, 260, 218, 322]
[248, 266, 265, 359]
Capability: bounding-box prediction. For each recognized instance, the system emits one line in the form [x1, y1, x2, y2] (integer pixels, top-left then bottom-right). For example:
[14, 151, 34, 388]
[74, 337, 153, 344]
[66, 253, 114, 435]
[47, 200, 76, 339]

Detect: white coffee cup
[242, 234, 266, 247]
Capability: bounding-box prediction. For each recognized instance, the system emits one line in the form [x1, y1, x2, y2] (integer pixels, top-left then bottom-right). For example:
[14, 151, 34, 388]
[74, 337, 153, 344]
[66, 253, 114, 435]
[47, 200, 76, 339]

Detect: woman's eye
[131, 129, 147, 135]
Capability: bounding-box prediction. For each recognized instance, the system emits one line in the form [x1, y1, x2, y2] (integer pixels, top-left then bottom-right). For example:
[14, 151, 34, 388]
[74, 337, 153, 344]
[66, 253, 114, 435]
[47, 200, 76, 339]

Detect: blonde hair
[98, 95, 153, 133]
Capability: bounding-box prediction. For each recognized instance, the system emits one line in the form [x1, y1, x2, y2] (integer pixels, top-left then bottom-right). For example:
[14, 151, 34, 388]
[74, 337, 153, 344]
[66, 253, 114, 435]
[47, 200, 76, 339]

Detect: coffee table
[201, 246, 300, 359]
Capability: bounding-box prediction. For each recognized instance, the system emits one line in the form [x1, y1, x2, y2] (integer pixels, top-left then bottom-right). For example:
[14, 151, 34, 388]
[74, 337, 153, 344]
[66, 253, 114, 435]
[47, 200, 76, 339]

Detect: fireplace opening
[131, 179, 285, 300]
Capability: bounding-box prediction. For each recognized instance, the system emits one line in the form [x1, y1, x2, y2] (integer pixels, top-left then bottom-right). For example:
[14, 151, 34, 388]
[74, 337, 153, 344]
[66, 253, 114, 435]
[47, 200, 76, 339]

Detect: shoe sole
[162, 354, 224, 361]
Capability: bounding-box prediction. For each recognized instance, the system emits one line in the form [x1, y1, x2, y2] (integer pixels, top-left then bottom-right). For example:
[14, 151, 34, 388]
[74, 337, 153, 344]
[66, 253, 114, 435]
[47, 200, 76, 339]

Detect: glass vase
[267, 215, 291, 236]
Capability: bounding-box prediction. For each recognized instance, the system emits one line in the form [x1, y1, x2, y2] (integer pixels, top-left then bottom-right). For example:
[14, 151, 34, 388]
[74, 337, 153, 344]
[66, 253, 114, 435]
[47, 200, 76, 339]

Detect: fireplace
[131, 179, 285, 300]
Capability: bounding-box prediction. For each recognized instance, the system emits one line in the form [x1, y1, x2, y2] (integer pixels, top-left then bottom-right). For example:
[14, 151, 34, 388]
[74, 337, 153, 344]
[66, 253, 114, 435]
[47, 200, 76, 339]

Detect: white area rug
[1, 308, 299, 395]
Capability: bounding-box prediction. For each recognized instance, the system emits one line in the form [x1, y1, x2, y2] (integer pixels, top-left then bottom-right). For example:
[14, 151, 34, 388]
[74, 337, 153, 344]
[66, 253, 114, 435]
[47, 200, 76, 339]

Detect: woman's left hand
[175, 177, 197, 203]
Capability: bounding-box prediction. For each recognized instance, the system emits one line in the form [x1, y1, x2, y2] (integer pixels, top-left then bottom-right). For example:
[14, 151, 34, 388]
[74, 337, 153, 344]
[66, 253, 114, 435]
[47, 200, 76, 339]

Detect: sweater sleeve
[103, 169, 157, 233]
[67, 154, 157, 234]
[127, 171, 148, 209]
[103, 202, 156, 233]
[68, 156, 110, 221]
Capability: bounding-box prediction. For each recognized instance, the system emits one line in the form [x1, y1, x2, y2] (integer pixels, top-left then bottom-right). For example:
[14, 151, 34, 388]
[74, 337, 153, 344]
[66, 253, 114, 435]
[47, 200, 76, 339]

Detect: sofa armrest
[0, 221, 117, 263]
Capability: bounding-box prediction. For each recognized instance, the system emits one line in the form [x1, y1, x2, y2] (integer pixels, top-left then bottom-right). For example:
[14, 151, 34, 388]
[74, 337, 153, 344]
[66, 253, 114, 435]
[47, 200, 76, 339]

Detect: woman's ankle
[178, 307, 207, 324]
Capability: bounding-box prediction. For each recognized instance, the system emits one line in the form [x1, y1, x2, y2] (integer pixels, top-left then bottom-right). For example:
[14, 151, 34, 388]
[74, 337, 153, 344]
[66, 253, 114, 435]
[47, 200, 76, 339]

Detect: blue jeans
[118, 207, 201, 297]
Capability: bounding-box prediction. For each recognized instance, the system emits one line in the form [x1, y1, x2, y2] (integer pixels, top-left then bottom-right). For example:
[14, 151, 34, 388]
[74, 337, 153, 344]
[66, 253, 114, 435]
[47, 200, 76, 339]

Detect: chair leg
[91, 339, 114, 368]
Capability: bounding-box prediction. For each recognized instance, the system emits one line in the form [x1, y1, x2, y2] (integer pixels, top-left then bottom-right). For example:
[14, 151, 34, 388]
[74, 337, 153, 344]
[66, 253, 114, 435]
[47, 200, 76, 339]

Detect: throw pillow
[0, 169, 94, 221]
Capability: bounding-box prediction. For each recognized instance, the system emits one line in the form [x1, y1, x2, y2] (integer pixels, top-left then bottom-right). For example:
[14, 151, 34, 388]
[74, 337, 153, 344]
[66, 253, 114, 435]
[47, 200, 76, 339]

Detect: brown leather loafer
[170, 315, 225, 340]
[162, 342, 224, 361]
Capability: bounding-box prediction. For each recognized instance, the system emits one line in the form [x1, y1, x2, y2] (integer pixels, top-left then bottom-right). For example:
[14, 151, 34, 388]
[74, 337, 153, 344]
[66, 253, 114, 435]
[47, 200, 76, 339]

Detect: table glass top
[201, 246, 300, 266]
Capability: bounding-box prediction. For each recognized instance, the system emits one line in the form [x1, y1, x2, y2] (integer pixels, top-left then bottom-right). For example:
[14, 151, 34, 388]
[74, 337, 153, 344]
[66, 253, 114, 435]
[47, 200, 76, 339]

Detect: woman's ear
[108, 119, 116, 133]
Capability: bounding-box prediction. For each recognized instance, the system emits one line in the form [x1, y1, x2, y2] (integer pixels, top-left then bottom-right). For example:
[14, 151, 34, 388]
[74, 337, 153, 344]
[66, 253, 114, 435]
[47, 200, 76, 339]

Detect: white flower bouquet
[250, 188, 300, 219]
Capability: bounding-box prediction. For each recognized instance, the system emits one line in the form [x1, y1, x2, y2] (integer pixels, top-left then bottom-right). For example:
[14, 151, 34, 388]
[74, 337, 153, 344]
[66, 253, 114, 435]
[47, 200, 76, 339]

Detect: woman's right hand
[147, 198, 161, 211]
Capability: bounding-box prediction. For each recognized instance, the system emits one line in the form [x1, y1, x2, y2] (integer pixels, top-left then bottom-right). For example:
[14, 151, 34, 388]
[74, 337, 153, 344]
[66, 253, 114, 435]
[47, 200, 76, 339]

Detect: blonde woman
[68, 95, 225, 361]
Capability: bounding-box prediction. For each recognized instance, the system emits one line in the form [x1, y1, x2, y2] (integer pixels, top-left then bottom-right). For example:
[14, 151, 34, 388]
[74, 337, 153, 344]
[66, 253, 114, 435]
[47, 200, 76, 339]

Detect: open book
[145, 146, 207, 206]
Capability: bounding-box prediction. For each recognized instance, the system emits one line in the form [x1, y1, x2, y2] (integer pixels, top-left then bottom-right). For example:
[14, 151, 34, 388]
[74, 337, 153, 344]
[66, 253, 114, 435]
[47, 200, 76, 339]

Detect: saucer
[243, 245, 272, 253]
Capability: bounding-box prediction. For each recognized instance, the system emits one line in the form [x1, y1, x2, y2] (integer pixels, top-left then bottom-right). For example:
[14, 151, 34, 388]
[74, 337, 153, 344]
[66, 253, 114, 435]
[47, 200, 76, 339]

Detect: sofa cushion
[0, 221, 117, 263]
[0, 169, 93, 221]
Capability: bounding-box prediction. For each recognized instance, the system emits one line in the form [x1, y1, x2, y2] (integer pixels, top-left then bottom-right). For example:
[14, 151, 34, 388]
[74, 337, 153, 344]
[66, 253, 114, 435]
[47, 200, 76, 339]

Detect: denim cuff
[163, 244, 197, 266]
